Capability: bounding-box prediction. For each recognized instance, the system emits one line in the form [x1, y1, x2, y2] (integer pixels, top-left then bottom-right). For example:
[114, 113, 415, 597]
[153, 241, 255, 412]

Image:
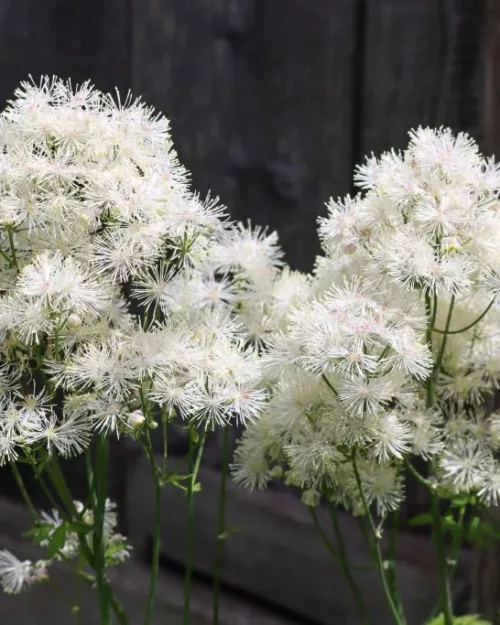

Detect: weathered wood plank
[485, 0, 500, 157]
[127, 455, 470, 625]
[361, 0, 485, 159]
[469, 5, 500, 616]
[231, 0, 358, 270]
[132, 0, 357, 271]
[132, 0, 237, 211]
[0, 0, 130, 108]
[0, 499, 296, 625]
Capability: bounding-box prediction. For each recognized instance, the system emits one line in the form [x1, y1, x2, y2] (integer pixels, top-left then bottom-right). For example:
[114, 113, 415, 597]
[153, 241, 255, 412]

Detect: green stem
[435, 294, 455, 375]
[11, 463, 37, 518]
[433, 295, 496, 335]
[321, 374, 339, 397]
[143, 435, 161, 625]
[430, 493, 454, 625]
[309, 506, 340, 563]
[213, 427, 229, 625]
[405, 459, 453, 622]
[93, 435, 111, 625]
[377, 345, 391, 362]
[38, 471, 66, 518]
[352, 451, 404, 625]
[425, 293, 434, 408]
[386, 510, 404, 621]
[43, 458, 128, 625]
[404, 459, 433, 489]
[183, 429, 207, 625]
[46, 455, 77, 517]
[424, 288, 454, 625]
[0, 247, 11, 263]
[430, 292, 438, 329]
[162, 414, 168, 476]
[427, 505, 466, 621]
[43, 460, 127, 624]
[329, 503, 370, 625]
[7, 228, 19, 271]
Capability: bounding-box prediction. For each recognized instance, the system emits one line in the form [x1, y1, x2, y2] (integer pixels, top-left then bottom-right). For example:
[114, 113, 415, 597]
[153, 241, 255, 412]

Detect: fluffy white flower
[440, 440, 492, 491]
[0, 551, 47, 594]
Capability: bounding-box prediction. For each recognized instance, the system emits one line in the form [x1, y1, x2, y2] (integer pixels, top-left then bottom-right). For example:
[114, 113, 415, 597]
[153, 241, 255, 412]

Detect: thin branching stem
[213, 426, 229, 625]
[328, 503, 370, 624]
[321, 374, 339, 397]
[352, 450, 405, 625]
[433, 295, 495, 335]
[183, 429, 207, 625]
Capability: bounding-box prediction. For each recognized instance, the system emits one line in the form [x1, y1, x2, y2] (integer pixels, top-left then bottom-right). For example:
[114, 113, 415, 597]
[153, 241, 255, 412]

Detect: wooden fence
[0, 0, 494, 620]
[0, 0, 485, 270]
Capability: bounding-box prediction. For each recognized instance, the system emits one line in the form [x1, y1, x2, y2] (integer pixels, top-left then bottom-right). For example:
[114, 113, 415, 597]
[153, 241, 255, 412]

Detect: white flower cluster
[0, 550, 47, 595]
[0, 498, 128, 594]
[233, 128, 500, 513]
[0, 77, 275, 463]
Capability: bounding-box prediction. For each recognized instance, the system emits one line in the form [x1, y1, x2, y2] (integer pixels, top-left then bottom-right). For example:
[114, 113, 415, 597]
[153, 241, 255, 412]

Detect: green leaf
[450, 494, 476, 508]
[71, 521, 93, 536]
[24, 524, 52, 544]
[442, 513, 463, 538]
[408, 513, 433, 527]
[167, 473, 192, 484]
[46, 524, 67, 558]
[217, 525, 244, 540]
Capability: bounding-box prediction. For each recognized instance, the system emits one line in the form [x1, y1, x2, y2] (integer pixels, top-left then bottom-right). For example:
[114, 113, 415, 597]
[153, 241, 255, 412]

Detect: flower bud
[127, 409, 145, 428]
[66, 313, 83, 329]
[269, 465, 283, 479]
[440, 236, 461, 254]
[301, 488, 320, 508]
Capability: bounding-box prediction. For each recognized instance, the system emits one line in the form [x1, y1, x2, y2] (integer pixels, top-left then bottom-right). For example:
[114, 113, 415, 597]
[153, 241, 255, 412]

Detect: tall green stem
[309, 506, 340, 563]
[7, 228, 19, 271]
[329, 503, 370, 625]
[430, 493, 454, 625]
[183, 429, 207, 625]
[44, 457, 128, 625]
[427, 505, 466, 621]
[143, 433, 161, 625]
[425, 293, 434, 407]
[352, 451, 404, 625]
[435, 294, 455, 376]
[386, 510, 404, 620]
[213, 426, 229, 625]
[11, 462, 37, 518]
[424, 290, 454, 625]
[433, 295, 496, 335]
[93, 435, 111, 625]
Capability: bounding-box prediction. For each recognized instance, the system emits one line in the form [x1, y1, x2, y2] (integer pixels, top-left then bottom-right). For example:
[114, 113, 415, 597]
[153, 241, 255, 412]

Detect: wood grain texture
[486, 0, 500, 157]
[0, 499, 296, 625]
[127, 455, 470, 625]
[0, 0, 130, 108]
[132, 0, 358, 271]
[231, 0, 357, 270]
[471, 6, 500, 615]
[132, 0, 237, 211]
[361, 0, 485, 160]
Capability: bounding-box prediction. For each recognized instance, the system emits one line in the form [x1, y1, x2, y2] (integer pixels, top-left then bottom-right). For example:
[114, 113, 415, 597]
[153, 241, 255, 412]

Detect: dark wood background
[0, 0, 486, 271]
[0, 1, 496, 620]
